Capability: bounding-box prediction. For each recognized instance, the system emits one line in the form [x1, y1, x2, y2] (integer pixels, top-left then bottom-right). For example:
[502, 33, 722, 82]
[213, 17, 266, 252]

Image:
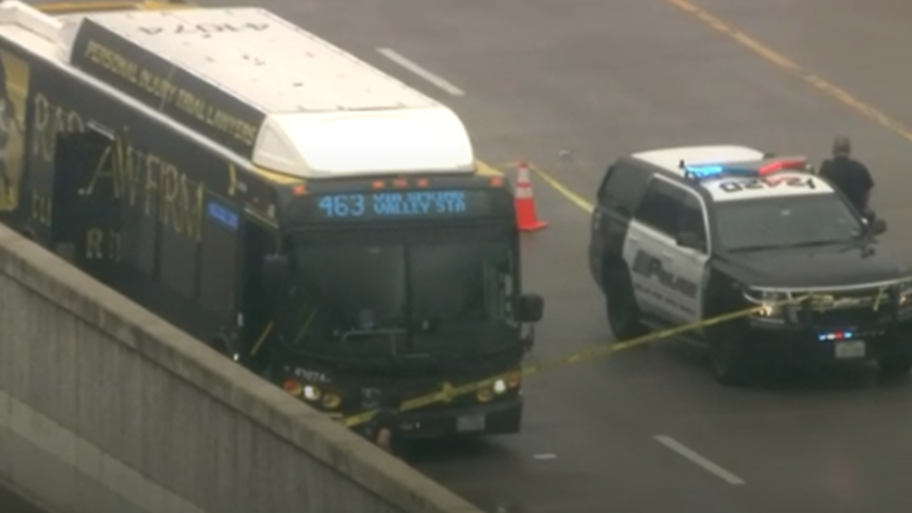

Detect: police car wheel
[604, 266, 646, 340]
[877, 354, 912, 378]
[709, 338, 753, 386]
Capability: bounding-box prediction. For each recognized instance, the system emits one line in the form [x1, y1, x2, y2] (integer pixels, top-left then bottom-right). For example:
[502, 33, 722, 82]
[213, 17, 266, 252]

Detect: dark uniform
[818, 136, 874, 214]
[359, 408, 405, 458]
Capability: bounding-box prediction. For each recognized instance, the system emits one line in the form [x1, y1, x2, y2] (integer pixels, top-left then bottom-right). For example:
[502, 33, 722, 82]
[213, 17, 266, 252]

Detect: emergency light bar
[680, 157, 808, 181]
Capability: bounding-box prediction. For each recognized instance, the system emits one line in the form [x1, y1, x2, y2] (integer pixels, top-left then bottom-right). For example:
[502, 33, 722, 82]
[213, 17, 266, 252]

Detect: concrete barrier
[0, 223, 482, 513]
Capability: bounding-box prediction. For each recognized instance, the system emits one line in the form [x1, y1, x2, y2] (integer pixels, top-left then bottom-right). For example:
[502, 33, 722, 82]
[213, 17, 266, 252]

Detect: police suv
[589, 145, 912, 385]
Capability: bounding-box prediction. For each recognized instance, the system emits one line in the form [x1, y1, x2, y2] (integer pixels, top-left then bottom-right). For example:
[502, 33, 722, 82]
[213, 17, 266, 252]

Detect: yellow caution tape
[340, 294, 824, 428]
[339, 278, 912, 428]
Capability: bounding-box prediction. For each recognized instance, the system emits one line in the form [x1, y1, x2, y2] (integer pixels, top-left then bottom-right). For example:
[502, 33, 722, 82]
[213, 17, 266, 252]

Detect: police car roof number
[719, 176, 816, 193]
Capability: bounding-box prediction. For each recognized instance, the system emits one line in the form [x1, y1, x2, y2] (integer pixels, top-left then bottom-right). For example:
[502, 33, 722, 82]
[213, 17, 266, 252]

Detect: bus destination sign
[293, 189, 510, 222]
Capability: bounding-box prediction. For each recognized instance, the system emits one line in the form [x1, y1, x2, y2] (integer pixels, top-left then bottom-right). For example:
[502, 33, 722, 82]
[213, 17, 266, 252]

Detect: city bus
[0, 0, 543, 436]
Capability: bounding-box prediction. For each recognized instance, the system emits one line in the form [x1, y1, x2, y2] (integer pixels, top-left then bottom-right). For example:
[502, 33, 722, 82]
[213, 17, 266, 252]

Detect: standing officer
[370, 407, 401, 456]
[818, 136, 875, 214]
[356, 393, 406, 459]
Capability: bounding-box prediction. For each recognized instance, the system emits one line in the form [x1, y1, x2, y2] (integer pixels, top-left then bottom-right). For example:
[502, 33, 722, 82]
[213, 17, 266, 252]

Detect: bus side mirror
[262, 254, 291, 287]
[518, 294, 544, 323]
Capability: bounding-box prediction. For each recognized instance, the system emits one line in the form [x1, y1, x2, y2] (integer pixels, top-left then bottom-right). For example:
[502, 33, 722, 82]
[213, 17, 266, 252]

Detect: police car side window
[596, 166, 616, 203]
[634, 179, 686, 236]
[679, 192, 708, 248]
[598, 163, 648, 217]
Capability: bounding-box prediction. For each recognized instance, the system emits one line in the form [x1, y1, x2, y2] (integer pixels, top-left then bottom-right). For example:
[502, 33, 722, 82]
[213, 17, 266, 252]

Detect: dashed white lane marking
[654, 435, 746, 485]
[377, 47, 466, 96]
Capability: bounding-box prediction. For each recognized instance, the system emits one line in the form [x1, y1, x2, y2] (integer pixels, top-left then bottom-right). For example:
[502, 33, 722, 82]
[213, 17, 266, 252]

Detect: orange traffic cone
[514, 161, 547, 231]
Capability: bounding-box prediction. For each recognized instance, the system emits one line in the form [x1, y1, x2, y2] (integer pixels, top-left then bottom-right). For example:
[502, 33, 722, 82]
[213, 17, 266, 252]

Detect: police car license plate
[456, 414, 486, 432]
[834, 340, 866, 359]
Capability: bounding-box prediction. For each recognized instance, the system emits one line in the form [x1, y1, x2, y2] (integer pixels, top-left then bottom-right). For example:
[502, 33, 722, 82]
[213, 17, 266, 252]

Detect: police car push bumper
[741, 284, 912, 363]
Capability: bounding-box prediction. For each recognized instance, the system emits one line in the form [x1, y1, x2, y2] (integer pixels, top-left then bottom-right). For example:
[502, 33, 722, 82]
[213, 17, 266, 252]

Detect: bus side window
[483, 250, 514, 322]
[501, 251, 516, 324]
[198, 195, 238, 317]
[482, 263, 502, 320]
[157, 212, 199, 299]
[119, 184, 157, 277]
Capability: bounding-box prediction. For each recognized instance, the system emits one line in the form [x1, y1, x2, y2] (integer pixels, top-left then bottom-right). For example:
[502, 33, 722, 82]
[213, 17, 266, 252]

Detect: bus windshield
[271, 227, 517, 364]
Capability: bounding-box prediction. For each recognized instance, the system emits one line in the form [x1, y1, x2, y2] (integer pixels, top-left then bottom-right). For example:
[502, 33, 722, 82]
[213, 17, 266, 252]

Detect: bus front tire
[210, 337, 237, 360]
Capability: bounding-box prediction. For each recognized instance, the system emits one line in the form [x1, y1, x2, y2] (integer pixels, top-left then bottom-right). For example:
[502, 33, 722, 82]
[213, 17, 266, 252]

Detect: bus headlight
[282, 380, 341, 408]
[476, 388, 494, 402]
[303, 385, 321, 401]
[321, 392, 341, 409]
[477, 377, 514, 402]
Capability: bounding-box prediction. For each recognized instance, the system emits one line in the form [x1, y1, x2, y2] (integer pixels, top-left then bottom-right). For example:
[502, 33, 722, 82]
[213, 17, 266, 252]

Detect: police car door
[623, 177, 705, 324]
[665, 189, 710, 324]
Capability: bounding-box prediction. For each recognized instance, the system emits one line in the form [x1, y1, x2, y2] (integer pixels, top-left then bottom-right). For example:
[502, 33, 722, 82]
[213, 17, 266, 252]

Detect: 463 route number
[317, 194, 366, 218]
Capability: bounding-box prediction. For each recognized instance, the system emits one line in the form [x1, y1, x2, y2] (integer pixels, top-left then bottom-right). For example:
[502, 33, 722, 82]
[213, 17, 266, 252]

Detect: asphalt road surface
[10, 0, 912, 512]
[0, 482, 46, 513]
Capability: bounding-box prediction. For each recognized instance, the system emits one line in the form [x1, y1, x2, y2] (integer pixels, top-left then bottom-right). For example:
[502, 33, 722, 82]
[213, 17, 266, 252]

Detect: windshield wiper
[731, 239, 856, 252]
[729, 244, 783, 252]
[785, 239, 856, 248]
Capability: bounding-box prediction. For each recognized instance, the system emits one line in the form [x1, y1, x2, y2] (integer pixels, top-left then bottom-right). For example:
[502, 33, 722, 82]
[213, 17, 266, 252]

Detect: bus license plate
[835, 340, 866, 359]
[456, 414, 486, 433]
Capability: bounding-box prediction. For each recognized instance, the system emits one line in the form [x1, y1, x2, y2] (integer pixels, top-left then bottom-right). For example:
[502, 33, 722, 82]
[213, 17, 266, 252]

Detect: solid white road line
[653, 435, 746, 485]
[376, 47, 466, 96]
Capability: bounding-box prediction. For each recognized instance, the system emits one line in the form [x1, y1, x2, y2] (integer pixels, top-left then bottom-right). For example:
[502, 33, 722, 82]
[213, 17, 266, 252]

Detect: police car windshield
[715, 194, 864, 252]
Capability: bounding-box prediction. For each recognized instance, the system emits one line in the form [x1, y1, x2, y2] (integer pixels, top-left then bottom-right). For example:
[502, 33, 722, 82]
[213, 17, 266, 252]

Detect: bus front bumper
[393, 396, 523, 439]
